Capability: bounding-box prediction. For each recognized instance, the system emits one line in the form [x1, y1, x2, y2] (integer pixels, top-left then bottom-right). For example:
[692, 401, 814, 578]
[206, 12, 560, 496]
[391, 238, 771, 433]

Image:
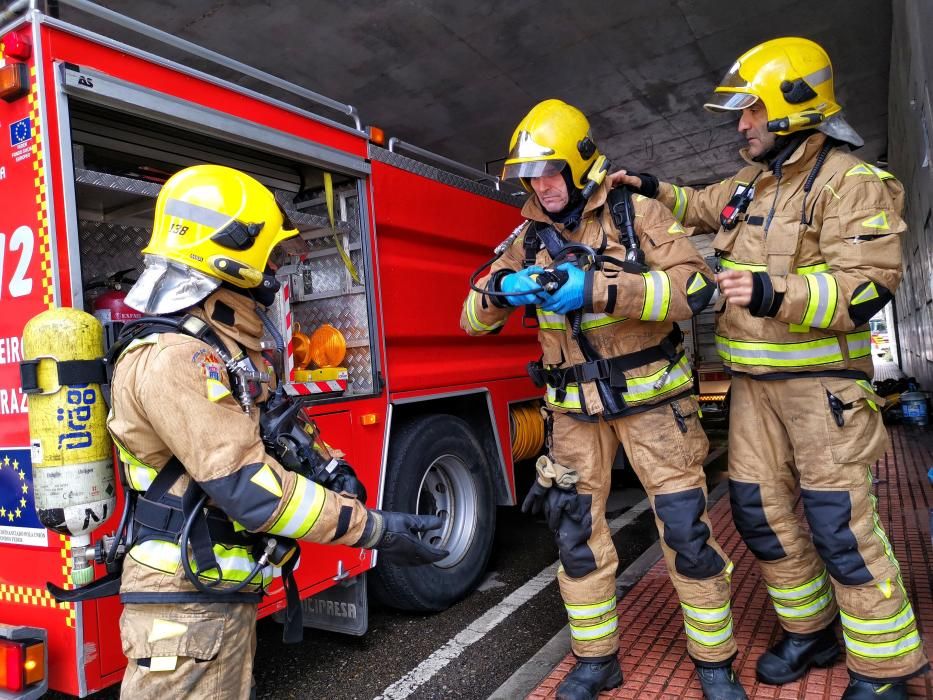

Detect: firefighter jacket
[461, 181, 714, 417]
[108, 288, 370, 600]
[656, 132, 904, 381]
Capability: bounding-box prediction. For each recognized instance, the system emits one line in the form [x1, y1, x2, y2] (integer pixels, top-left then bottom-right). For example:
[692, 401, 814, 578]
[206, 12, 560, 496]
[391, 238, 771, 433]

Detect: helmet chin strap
[220, 271, 281, 308]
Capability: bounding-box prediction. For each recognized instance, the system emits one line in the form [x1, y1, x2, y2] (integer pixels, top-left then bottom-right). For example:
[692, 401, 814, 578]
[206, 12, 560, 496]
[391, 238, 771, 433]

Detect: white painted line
[375, 498, 653, 700]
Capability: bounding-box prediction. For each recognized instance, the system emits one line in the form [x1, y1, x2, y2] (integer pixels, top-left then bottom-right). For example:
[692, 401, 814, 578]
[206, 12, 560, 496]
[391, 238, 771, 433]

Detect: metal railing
[388, 137, 502, 191]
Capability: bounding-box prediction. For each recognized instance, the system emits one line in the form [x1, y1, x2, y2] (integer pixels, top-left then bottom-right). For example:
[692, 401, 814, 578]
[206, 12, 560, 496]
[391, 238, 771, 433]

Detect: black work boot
[756, 625, 840, 684]
[694, 664, 748, 700]
[841, 677, 907, 699]
[556, 655, 623, 700]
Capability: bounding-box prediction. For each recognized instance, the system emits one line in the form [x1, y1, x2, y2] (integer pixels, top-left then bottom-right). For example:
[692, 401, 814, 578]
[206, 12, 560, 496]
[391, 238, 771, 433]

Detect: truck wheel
[371, 414, 496, 612]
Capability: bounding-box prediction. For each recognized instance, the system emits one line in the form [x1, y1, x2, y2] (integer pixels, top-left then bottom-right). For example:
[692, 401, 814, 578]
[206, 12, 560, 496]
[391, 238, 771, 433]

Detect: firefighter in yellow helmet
[462, 99, 745, 700]
[611, 38, 930, 699]
[109, 164, 447, 698]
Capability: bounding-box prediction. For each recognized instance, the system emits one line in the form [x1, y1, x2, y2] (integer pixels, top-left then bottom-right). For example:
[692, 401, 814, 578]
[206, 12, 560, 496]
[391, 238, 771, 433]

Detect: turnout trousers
[728, 373, 929, 681]
[119, 602, 257, 699]
[550, 395, 737, 664]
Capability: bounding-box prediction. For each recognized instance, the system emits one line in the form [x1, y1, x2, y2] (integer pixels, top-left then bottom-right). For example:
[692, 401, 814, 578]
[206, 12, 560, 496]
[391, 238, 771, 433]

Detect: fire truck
[0, 1, 542, 695]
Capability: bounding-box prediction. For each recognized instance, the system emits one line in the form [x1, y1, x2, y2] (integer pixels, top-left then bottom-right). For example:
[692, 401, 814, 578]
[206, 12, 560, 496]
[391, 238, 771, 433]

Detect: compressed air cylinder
[22, 308, 115, 544]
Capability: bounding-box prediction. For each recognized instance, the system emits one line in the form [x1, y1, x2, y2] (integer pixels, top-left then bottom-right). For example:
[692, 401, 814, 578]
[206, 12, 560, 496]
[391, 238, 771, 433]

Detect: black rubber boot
[841, 678, 907, 699]
[756, 626, 840, 684]
[556, 656, 623, 700]
[695, 665, 748, 700]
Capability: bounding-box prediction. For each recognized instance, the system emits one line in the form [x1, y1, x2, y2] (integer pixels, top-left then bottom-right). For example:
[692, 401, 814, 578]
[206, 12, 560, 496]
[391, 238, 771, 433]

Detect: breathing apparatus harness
[49, 312, 363, 643]
[469, 159, 686, 419]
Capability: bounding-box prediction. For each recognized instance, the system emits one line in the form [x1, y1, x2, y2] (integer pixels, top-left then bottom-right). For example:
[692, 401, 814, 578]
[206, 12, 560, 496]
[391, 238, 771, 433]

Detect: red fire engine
[0, 1, 542, 695]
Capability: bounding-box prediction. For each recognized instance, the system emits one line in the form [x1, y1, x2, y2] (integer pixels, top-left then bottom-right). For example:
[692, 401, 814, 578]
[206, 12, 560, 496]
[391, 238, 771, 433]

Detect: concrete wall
[888, 0, 933, 387]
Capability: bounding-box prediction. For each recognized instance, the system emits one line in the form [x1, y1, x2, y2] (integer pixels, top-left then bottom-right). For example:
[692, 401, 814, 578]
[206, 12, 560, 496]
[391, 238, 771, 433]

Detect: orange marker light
[368, 125, 386, 146]
[0, 63, 29, 102]
[360, 413, 378, 426]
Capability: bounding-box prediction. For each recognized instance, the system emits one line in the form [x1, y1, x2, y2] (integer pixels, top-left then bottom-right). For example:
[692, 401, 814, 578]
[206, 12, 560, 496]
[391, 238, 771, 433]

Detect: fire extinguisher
[19, 308, 115, 586]
[85, 269, 142, 349]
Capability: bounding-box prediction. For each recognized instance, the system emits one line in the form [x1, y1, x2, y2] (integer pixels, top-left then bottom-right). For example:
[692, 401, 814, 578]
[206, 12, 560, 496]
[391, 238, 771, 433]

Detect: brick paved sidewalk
[528, 425, 933, 699]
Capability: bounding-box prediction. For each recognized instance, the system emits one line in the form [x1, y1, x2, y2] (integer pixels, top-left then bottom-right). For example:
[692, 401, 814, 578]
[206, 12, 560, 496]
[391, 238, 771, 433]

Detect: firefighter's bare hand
[715, 270, 754, 307]
[607, 170, 643, 190]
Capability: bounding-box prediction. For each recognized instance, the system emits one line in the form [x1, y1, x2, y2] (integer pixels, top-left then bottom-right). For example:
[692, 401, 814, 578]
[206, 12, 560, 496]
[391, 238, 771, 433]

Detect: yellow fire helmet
[704, 37, 863, 145]
[126, 164, 299, 314]
[502, 99, 599, 192]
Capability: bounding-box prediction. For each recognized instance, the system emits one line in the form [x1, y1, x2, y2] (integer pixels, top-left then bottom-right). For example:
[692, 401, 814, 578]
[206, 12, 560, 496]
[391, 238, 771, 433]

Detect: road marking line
[375, 498, 653, 699]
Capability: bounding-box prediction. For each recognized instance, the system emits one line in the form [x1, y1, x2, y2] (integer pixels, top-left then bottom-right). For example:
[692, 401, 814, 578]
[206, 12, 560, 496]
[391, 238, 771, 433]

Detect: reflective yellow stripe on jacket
[640, 271, 671, 322]
[128, 540, 273, 589]
[719, 258, 831, 275]
[544, 356, 693, 411]
[716, 331, 870, 369]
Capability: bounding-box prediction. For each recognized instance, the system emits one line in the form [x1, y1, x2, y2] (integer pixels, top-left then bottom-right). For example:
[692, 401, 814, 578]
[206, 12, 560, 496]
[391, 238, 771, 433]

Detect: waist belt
[529, 326, 683, 391]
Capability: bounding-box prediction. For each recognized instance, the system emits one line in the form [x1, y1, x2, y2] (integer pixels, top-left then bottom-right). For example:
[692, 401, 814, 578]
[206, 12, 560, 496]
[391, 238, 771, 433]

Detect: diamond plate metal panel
[78, 221, 149, 283]
[74, 169, 163, 198]
[369, 146, 523, 207]
[292, 294, 373, 394]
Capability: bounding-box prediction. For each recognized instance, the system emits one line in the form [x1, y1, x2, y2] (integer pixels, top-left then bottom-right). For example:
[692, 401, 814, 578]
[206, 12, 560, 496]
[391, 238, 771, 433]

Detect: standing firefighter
[462, 100, 746, 700]
[611, 37, 929, 699]
[103, 165, 447, 698]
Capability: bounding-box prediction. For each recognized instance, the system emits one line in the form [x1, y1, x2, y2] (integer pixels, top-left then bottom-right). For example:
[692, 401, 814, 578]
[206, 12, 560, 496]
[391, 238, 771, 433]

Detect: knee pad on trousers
[551, 492, 597, 578]
[654, 488, 725, 579]
[729, 479, 786, 561]
[801, 489, 872, 585]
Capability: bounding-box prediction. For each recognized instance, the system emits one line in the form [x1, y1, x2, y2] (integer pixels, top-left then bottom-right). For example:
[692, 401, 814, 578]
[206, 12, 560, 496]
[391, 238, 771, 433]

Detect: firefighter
[609, 37, 930, 699]
[108, 164, 447, 699]
[462, 99, 746, 700]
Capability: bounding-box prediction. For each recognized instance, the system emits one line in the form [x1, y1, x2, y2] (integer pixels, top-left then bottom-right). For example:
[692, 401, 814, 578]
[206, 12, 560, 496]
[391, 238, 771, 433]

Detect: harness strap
[529, 325, 684, 391]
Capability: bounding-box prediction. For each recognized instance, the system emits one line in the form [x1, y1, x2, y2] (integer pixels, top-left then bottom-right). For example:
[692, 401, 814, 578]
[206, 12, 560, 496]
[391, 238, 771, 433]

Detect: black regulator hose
[180, 493, 269, 595]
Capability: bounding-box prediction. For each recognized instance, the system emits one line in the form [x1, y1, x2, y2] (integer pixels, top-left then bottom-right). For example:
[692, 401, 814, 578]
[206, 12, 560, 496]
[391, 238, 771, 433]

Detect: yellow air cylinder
[21, 308, 115, 543]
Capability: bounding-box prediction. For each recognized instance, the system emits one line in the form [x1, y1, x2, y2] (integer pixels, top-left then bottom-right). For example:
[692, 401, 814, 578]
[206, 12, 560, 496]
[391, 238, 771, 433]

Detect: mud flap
[276, 572, 369, 636]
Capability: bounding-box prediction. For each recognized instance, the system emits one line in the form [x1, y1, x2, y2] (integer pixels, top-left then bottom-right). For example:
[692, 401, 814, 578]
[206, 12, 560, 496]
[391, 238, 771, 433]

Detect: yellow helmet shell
[144, 164, 298, 289]
[502, 99, 599, 191]
[705, 37, 841, 135]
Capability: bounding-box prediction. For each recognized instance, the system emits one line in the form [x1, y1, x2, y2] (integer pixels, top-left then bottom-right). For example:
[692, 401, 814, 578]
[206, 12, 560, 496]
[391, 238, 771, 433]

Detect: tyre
[370, 414, 496, 612]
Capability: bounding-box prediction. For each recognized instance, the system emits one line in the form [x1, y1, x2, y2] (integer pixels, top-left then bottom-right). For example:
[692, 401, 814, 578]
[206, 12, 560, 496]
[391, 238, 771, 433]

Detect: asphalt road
[58, 431, 729, 700]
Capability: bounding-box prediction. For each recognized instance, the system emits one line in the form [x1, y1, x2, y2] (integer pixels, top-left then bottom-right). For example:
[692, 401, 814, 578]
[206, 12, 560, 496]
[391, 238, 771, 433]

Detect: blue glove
[500, 267, 546, 306]
[541, 263, 585, 314]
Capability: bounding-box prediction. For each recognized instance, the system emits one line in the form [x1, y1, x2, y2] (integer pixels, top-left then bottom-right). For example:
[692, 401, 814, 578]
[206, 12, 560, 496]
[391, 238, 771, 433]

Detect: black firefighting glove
[543, 486, 589, 531]
[521, 481, 550, 517]
[620, 169, 659, 198]
[355, 510, 448, 566]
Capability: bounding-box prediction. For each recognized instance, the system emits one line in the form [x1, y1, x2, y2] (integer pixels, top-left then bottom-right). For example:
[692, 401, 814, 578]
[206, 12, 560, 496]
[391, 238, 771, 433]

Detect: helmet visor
[704, 91, 759, 113]
[502, 159, 567, 181]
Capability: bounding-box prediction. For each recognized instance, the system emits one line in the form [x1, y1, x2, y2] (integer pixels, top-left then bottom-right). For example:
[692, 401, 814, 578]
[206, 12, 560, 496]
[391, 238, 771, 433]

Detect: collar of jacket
[739, 131, 829, 177]
[187, 287, 265, 354]
[520, 180, 611, 228]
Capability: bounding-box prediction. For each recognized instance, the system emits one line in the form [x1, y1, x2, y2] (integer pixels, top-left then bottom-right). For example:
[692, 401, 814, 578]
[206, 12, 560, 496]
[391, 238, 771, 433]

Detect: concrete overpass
[65, 0, 933, 386]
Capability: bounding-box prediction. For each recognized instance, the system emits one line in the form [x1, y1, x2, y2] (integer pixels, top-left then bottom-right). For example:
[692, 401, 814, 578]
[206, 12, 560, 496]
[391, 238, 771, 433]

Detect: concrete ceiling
[76, 0, 892, 186]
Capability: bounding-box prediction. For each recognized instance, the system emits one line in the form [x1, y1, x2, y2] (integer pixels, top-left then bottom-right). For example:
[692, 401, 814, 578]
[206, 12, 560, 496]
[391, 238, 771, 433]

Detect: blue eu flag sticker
[10, 117, 32, 147]
[0, 449, 43, 529]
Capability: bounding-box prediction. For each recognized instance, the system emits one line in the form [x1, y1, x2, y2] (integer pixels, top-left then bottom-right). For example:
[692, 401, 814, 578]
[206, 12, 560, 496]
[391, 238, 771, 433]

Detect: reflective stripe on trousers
[766, 569, 835, 621]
